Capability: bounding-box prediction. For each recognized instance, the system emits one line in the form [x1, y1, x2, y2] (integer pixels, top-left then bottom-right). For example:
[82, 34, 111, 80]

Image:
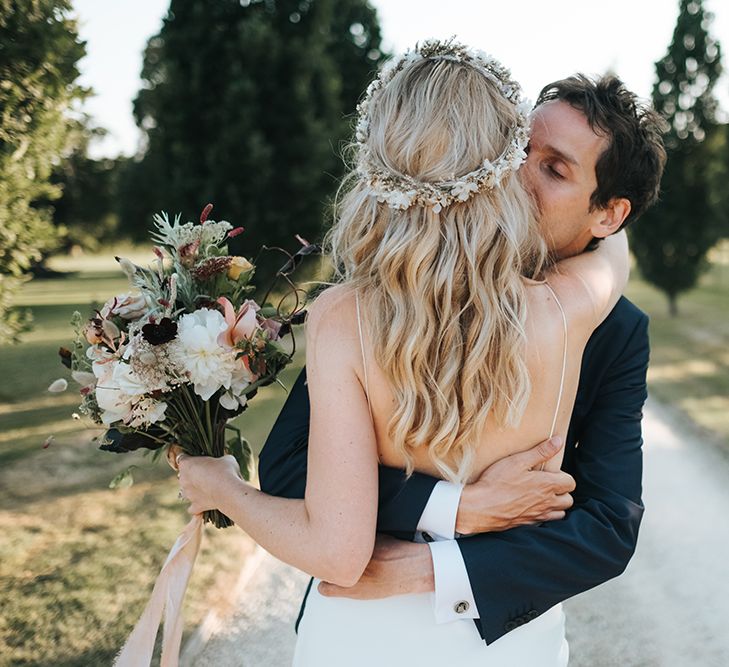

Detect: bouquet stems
[169, 387, 235, 529]
[202, 418, 234, 529]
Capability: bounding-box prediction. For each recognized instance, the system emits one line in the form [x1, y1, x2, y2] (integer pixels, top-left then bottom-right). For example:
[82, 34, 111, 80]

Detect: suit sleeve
[457, 313, 649, 645]
[258, 368, 438, 534]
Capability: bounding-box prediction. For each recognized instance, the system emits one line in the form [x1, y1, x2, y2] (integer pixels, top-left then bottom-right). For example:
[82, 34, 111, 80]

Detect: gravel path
[188, 399, 729, 666]
[188, 550, 308, 667]
[565, 400, 729, 667]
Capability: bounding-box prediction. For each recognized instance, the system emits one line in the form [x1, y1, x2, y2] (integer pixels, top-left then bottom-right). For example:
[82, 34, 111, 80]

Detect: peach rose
[217, 297, 259, 348]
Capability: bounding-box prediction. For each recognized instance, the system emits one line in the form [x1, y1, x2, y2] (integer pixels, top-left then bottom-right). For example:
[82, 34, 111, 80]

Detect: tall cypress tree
[119, 0, 385, 276]
[0, 0, 86, 341]
[630, 0, 723, 315]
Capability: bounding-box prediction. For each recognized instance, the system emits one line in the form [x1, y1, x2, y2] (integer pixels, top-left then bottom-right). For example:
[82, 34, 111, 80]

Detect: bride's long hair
[325, 56, 548, 483]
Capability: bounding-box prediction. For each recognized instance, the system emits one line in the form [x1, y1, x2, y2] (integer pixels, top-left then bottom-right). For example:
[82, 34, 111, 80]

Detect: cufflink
[454, 600, 470, 614]
[422, 531, 434, 543]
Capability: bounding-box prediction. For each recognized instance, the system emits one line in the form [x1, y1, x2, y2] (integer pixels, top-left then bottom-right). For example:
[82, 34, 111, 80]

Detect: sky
[72, 0, 729, 159]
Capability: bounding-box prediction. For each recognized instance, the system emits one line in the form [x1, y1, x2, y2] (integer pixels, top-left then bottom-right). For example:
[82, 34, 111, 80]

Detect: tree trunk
[668, 292, 679, 317]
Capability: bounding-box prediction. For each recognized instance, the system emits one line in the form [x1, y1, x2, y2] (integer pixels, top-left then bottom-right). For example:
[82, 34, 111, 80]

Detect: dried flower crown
[355, 39, 532, 213]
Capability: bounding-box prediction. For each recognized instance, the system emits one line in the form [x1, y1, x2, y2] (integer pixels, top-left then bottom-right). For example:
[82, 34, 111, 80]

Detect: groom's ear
[590, 197, 631, 239]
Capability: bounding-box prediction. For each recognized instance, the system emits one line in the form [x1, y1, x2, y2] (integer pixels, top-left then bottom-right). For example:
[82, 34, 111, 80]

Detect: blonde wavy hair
[325, 56, 548, 483]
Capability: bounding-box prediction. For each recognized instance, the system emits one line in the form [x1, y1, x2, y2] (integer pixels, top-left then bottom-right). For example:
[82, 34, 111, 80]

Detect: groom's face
[522, 100, 611, 259]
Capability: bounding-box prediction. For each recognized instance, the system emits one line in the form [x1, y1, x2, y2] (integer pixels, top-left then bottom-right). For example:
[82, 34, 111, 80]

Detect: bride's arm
[547, 230, 630, 326]
[179, 289, 379, 587]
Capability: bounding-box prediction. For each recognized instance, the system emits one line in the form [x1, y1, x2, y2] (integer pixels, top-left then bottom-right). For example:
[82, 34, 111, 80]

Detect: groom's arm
[454, 313, 648, 643]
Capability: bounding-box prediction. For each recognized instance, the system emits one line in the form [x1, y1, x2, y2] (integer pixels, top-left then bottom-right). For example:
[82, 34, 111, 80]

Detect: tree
[706, 121, 729, 242]
[49, 119, 122, 253]
[120, 0, 385, 279]
[0, 0, 86, 341]
[630, 0, 723, 316]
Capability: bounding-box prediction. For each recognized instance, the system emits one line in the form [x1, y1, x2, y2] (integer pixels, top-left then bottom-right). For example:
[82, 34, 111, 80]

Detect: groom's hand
[455, 436, 576, 535]
[318, 534, 433, 599]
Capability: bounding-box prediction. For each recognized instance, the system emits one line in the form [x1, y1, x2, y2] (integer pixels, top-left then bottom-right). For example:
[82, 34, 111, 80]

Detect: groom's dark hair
[536, 74, 667, 248]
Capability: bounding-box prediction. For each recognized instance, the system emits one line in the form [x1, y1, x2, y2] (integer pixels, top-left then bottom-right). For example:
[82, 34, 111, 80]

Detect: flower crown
[354, 39, 532, 213]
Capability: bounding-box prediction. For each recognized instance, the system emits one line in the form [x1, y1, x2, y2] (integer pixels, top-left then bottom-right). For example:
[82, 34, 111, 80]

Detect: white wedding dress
[293, 291, 570, 666]
[294, 585, 568, 666]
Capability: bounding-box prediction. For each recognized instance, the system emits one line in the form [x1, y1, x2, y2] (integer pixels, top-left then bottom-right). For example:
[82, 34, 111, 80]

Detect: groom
[259, 74, 667, 644]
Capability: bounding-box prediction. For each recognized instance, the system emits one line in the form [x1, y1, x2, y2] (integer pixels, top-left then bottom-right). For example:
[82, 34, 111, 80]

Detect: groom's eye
[545, 163, 565, 180]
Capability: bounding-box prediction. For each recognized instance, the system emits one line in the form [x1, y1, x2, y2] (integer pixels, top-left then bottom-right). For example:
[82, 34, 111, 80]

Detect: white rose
[175, 309, 236, 400]
[219, 354, 255, 410]
[93, 360, 134, 425]
[112, 361, 149, 396]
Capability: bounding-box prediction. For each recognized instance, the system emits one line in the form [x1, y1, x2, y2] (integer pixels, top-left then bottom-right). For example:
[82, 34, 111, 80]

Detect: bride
[174, 40, 628, 665]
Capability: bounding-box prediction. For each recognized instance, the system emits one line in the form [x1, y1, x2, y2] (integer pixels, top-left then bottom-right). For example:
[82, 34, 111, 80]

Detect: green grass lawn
[625, 259, 729, 447]
[0, 252, 305, 666]
[1, 249, 727, 665]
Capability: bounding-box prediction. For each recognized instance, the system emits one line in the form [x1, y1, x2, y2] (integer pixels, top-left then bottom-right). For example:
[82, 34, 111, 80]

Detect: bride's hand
[174, 450, 243, 515]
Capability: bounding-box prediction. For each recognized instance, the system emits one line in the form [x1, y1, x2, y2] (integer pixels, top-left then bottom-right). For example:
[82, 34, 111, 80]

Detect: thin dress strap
[543, 281, 568, 439]
[355, 292, 374, 423]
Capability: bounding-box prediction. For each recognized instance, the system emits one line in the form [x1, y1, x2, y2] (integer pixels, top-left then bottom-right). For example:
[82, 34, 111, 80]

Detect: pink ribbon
[114, 514, 204, 667]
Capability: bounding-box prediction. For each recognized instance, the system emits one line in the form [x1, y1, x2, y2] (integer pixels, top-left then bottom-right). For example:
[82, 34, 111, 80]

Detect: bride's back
[314, 280, 591, 484]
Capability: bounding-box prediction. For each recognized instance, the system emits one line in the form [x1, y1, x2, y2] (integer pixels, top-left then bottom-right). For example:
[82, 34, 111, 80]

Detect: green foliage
[706, 122, 729, 241]
[0, 0, 87, 341]
[109, 465, 137, 489]
[49, 119, 123, 251]
[119, 0, 385, 280]
[225, 425, 253, 480]
[630, 0, 724, 315]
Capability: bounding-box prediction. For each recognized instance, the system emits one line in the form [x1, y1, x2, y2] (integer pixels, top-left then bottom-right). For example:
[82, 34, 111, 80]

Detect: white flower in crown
[379, 57, 400, 79]
[173, 308, 236, 400]
[510, 149, 528, 171]
[355, 116, 369, 142]
[517, 99, 534, 118]
[383, 190, 414, 210]
[472, 48, 492, 62]
[450, 180, 480, 202]
[497, 157, 511, 177]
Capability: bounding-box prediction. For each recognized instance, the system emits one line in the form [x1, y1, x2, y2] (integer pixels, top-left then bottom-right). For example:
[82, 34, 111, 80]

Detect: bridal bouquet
[52, 204, 317, 665]
[57, 204, 313, 528]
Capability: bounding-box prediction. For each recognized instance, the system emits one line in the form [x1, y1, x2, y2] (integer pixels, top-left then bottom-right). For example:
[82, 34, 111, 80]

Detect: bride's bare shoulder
[305, 284, 358, 340]
[304, 285, 360, 376]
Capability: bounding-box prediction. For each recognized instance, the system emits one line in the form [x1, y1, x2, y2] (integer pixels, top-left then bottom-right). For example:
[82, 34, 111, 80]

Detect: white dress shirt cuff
[428, 539, 480, 622]
[416, 480, 463, 540]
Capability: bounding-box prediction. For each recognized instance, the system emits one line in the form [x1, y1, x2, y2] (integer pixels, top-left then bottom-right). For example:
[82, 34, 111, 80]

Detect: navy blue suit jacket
[258, 296, 649, 644]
